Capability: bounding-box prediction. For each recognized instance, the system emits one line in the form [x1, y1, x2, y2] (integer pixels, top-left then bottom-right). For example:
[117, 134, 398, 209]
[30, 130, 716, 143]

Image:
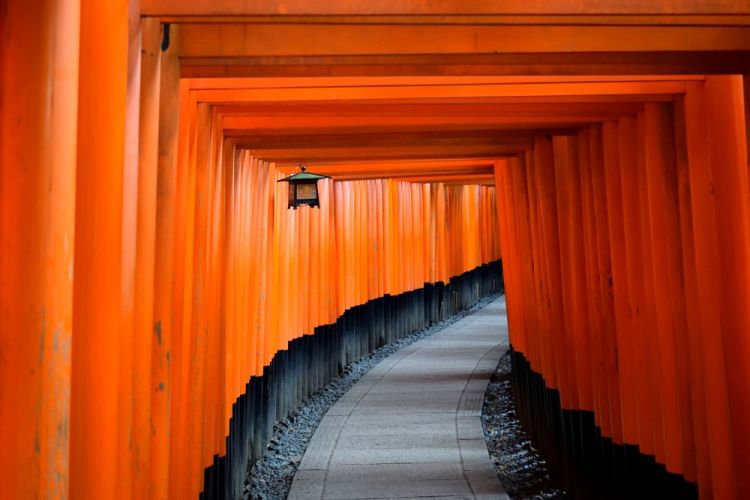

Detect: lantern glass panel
[288, 183, 295, 205]
[296, 182, 318, 201]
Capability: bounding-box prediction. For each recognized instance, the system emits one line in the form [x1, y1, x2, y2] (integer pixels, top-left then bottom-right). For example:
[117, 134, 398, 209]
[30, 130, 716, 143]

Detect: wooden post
[705, 75, 750, 498]
[70, 0, 129, 498]
[683, 80, 734, 500]
[151, 22, 180, 500]
[0, 1, 80, 498]
[602, 119, 638, 447]
[131, 17, 163, 499]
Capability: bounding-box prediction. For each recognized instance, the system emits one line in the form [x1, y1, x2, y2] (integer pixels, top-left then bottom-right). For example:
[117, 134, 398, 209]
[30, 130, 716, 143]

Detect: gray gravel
[244, 293, 501, 500]
[481, 352, 566, 499]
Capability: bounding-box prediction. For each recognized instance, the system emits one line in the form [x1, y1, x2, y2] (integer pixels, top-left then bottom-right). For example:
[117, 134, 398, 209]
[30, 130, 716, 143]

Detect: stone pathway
[289, 296, 510, 500]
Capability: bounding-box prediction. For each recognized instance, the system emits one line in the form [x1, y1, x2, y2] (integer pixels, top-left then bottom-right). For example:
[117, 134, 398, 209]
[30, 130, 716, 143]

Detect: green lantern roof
[278, 165, 331, 183]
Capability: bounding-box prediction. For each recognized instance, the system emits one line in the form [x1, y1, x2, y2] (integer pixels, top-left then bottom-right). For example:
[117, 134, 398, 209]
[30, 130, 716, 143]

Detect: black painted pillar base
[510, 348, 698, 500]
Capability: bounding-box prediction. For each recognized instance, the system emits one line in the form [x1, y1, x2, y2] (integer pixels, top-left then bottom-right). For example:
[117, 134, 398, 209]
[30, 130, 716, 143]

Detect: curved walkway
[289, 296, 510, 500]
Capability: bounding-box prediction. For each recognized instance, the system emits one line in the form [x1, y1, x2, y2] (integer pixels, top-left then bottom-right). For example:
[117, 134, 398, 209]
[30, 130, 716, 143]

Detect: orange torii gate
[2, 2, 750, 500]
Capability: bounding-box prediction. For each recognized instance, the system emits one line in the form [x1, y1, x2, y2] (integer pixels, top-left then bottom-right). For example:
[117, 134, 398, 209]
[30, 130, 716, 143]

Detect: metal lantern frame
[277, 164, 331, 209]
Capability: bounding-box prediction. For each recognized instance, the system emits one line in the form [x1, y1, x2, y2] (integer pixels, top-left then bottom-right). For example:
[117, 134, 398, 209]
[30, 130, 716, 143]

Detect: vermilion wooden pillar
[553, 135, 591, 411]
[521, 148, 544, 377]
[704, 75, 750, 498]
[576, 127, 609, 435]
[744, 70, 750, 155]
[672, 90, 711, 497]
[117, 3, 146, 497]
[683, 80, 734, 500]
[167, 80, 195, 500]
[642, 102, 692, 476]
[493, 160, 517, 347]
[0, 1, 80, 498]
[151, 23, 180, 500]
[180, 102, 213, 500]
[530, 137, 563, 392]
[134, 17, 163, 500]
[587, 124, 624, 446]
[601, 119, 638, 447]
[70, 0, 130, 498]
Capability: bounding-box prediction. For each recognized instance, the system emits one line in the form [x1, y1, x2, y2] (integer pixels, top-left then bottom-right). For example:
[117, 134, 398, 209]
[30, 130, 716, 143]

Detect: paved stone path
[289, 295, 510, 500]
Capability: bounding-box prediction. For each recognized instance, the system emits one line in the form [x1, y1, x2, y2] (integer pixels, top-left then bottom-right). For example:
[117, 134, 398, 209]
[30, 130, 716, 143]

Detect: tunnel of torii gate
[2, 1, 750, 500]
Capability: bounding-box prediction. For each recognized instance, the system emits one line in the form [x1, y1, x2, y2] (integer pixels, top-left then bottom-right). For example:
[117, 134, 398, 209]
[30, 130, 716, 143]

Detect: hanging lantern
[278, 164, 330, 209]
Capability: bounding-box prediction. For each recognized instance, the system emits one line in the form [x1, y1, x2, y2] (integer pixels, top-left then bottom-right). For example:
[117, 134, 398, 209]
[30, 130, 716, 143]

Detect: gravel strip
[244, 293, 501, 500]
[481, 351, 566, 499]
